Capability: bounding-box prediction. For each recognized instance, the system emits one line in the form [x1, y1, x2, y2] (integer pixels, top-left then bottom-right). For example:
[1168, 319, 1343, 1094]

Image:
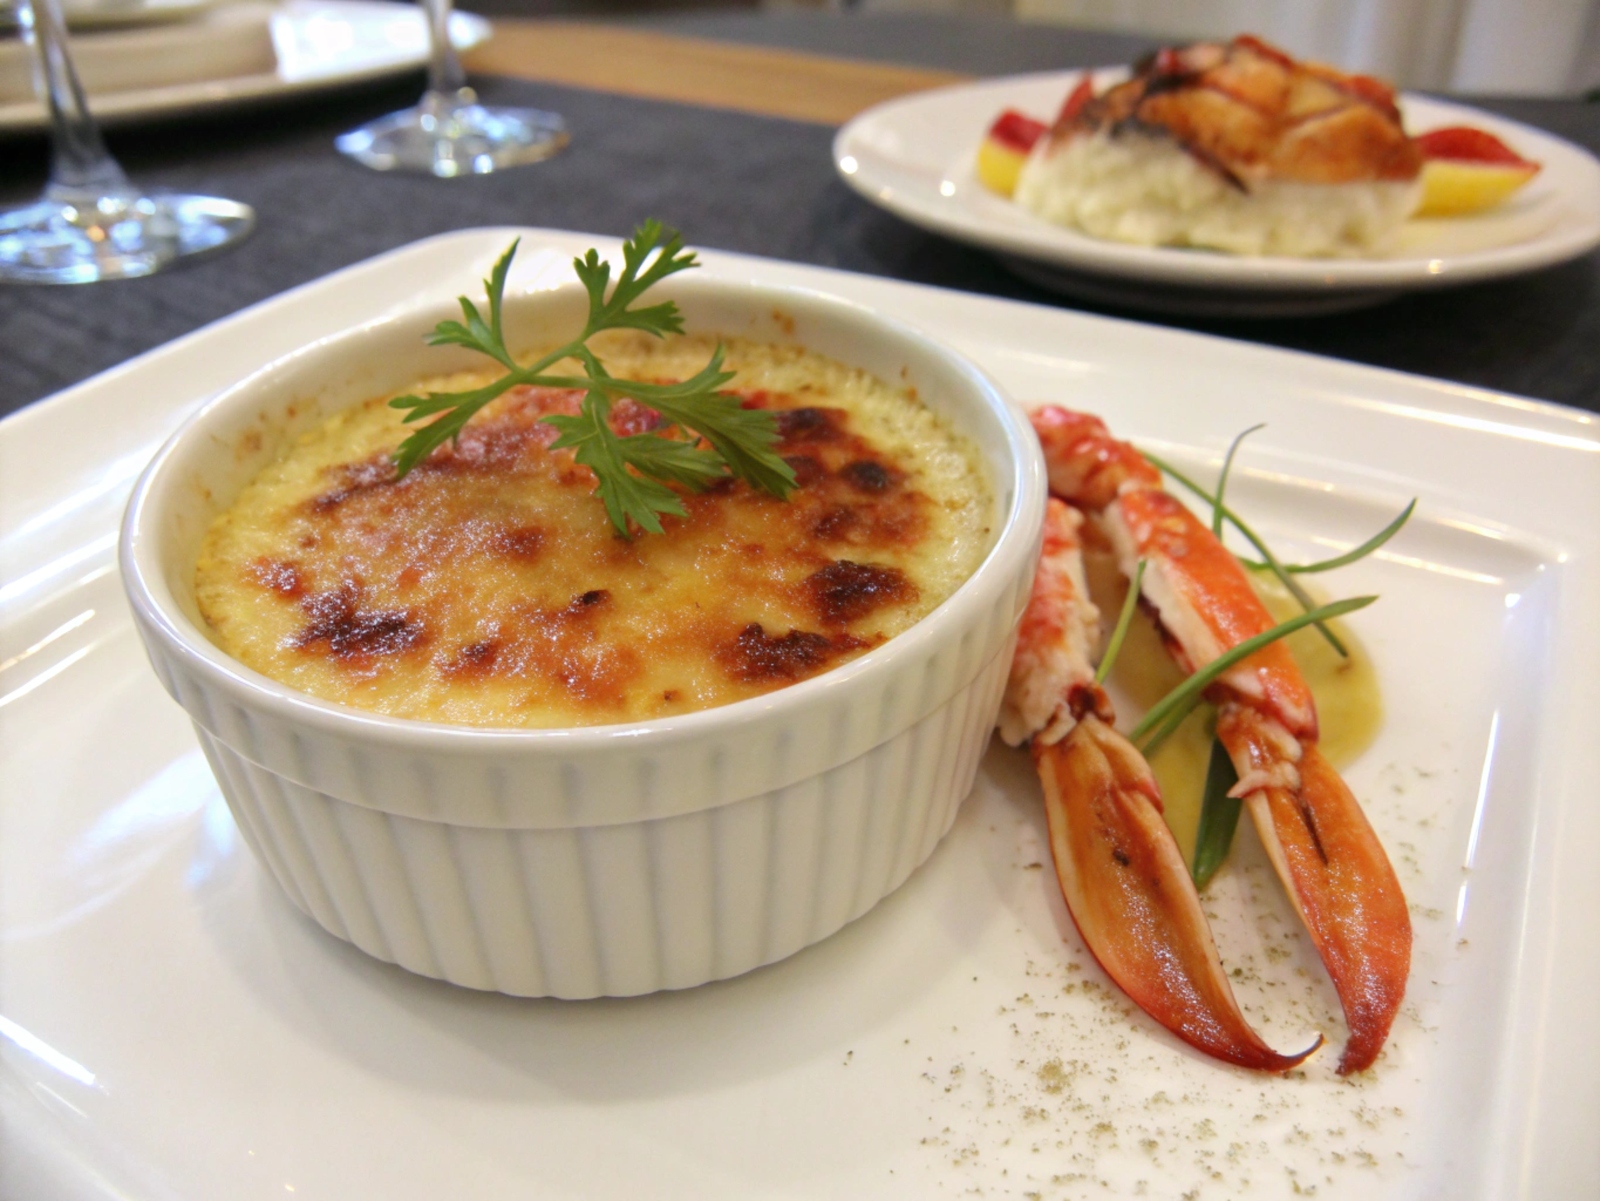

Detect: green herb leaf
[1239, 498, 1417, 576]
[1144, 451, 1349, 658]
[611, 430, 728, 490]
[421, 240, 521, 369]
[1212, 423, 1264, 537]
[390, 376, 521, 477]
[575, 218, 698, 340]
[1128, 594, 1377, 749]
[1191, 736, 1242, 890]
[1095, 559, 1146, 687]
[388, 223, 796, 536]
[544, 393, 688, 536]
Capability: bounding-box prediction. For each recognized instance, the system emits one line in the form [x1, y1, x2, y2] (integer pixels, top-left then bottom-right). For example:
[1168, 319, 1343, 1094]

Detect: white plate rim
[833, 68, 1600, 294]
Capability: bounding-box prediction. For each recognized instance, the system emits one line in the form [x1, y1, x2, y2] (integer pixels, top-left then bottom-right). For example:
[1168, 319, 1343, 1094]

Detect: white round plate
[833, 70, 1600, 317]
[0, 0, 491, 133]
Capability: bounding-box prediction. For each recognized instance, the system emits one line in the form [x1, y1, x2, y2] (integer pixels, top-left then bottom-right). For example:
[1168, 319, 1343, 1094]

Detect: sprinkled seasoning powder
[887, 743, 1458, 1198]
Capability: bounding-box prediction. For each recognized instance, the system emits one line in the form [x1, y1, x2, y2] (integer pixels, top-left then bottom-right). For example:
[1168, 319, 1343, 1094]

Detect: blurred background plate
[833, 69, 1600, 317]
[0, 0, 491, 133]
[0, 0, 217, 31]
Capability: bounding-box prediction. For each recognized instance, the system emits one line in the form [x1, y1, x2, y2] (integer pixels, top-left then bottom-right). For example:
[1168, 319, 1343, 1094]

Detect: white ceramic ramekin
[120, 271, 1046, 999]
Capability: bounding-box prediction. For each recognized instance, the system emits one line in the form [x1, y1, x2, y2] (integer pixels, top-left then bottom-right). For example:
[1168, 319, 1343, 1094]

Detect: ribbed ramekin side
[194, 649, 1012, 999]
[446, 823, 550, 995]
[128, 510, 1038, 834]
[507, 824, 602, 997]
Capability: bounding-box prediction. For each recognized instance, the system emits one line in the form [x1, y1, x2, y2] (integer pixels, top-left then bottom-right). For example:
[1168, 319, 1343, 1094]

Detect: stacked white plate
[0, 0, 491, 132]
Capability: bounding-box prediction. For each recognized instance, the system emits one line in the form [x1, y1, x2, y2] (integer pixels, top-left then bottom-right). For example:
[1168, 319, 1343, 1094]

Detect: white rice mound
[1015, 130, 1422, 257]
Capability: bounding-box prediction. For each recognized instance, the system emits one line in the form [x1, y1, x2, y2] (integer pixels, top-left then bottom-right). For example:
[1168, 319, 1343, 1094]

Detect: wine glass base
[0, 189, 255, 285]
[335, 100, 568, 177]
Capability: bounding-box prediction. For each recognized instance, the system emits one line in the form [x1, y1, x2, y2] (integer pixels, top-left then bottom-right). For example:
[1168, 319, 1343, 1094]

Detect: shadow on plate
[193, 759, 1019, 1102]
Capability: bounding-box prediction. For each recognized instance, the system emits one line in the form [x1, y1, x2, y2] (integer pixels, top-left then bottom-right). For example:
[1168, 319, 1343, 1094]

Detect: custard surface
[196, 334, 993, 727]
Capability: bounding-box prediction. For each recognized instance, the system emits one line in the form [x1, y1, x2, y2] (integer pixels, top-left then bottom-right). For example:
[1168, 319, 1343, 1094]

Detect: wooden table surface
[464, 19, 970, 125]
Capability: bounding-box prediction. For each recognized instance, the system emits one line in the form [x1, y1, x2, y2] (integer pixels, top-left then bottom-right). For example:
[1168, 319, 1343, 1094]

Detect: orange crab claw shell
[1223, 714, 1412, 1075]
[1036, 716, 1321, 1072]
[1030, 406, 1161, 512]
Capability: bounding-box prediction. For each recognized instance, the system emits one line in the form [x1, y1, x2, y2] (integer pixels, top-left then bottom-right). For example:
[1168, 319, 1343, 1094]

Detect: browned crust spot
[248, 557, 305, 597]
[433, 590, 613, 684]
[783, 454, 827, 487]
[441, 638, 501, 677]
[805, 560, 917, 626]
[772, 406, 844, 444]
[310, 457, 397, 512]
[839, 459, 896, 493]
[291, 582, 426, 660]
[718, 623, 872, 683]
[490, 525, 546, 562]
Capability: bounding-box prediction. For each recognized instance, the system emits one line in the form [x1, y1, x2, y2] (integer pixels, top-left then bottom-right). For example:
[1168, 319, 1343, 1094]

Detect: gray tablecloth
[3, 13, 1598, 420]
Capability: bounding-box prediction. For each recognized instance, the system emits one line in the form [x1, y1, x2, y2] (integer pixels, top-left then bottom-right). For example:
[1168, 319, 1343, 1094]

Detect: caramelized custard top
[195, 334, 993, 727]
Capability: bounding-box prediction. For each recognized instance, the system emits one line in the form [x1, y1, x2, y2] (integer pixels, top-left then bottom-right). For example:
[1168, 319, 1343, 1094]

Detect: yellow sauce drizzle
[1084, 552, 1382, 865]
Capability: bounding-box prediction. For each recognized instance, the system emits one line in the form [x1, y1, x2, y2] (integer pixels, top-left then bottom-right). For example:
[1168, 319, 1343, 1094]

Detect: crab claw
[1037, 715, 1320, 1072]
[1221, 709, 1412, 1075]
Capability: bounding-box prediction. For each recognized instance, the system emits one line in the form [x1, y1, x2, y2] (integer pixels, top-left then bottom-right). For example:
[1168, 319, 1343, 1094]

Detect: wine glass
[335, 0, 566, 177]
[0, 0, 254, 284]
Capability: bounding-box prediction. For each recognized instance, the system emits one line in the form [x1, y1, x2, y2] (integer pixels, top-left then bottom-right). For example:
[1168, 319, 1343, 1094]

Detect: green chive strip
[1192, 737, 1243, 890]
[1138, 691, 1205, 759]
[1238, 498, 1417, 576]
[1212, 424, 1265, 537]
[1128, 595, 1377, 747]
[1143, 452, 1348, 659]
[1095, 559, 1147, 687]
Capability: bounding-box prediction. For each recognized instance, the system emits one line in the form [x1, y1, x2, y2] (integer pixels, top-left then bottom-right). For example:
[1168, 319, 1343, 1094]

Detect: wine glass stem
[422, 0, 465, 105]
[17, 0, 128, 194]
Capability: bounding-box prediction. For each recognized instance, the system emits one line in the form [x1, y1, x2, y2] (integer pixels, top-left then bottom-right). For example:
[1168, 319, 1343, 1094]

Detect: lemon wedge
[976, 138, 1030, 198]
[1416, 159, 1539, 217]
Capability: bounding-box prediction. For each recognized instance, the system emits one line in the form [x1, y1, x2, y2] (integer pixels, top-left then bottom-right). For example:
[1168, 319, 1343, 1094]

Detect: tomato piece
[987, 109, 1048, 154]
[1415, 126, 1536, 168]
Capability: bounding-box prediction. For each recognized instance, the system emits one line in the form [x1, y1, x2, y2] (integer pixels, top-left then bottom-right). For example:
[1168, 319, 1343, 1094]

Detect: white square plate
[3, 228, 1596, 1200]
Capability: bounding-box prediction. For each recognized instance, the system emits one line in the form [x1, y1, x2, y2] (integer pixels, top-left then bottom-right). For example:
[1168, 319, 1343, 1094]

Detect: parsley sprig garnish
[389, 221, 796, 536]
